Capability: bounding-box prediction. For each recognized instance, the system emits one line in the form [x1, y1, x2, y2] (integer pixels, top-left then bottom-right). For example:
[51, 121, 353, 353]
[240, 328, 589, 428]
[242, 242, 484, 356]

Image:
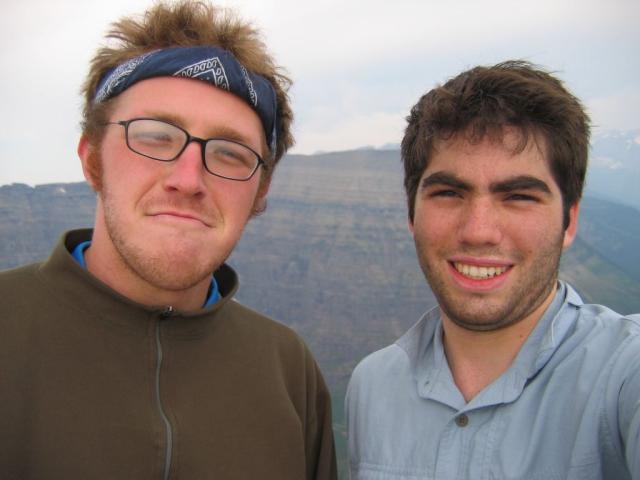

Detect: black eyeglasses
[105, 118, 265, 181]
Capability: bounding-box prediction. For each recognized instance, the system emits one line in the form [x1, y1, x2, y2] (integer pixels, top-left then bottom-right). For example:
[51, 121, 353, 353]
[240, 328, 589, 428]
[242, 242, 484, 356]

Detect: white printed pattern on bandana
[239, 65, 258, 106]
[94, 52, 154, 103]
[174, 57, 230, 90]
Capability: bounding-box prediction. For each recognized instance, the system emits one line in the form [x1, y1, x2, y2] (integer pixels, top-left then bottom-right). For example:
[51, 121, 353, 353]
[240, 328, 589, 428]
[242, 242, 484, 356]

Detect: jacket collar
[37, 229, 240, 338]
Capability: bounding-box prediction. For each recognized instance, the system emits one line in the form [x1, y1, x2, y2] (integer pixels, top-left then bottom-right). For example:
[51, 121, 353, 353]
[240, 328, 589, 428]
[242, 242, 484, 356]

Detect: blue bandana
[94, 46, 278, 153]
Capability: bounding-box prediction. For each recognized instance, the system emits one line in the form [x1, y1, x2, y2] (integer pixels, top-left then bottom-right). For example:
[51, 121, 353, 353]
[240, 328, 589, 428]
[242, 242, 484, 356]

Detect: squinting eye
[431, 189, 460, 198]
[134, 132, 173, 143]
[216, 147, 243, 160]
[207, 142, 254, 167]
[507, 193, 537, 202]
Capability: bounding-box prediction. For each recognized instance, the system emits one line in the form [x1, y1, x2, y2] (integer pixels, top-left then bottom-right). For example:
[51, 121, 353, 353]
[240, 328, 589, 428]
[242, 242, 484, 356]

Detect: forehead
[108, 76, 265, 146]
[427, 129, 555, 183]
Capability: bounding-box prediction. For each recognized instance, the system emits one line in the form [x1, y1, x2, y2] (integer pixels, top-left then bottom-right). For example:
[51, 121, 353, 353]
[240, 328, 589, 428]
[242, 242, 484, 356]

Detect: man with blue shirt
[346, 61, 639, 479]
[0, 2, 336, 478]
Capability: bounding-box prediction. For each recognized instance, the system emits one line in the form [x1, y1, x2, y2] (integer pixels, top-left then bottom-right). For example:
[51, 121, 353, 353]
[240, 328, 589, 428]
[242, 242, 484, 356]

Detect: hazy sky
[1, 0, 638, 186]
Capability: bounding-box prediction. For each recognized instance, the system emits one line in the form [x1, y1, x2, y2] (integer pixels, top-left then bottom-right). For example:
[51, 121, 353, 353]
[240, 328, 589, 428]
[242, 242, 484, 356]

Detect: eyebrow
[420, 171, 472, 191]
[146, 113, 254, 145]
[420, 171, 552, 195]
[490, 175, 552, 195]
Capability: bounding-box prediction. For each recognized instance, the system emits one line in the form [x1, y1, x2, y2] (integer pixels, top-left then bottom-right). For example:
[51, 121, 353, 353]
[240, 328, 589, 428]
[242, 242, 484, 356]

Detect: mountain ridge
[2, 147, 639, 478]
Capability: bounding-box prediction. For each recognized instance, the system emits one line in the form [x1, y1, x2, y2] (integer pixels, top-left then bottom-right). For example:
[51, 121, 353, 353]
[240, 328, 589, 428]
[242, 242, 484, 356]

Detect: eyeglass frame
[103, 117, 266, 181]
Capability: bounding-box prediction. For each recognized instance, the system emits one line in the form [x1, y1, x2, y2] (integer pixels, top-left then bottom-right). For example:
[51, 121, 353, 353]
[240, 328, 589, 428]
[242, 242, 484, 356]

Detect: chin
[149, 257, 219, 290]
[125, 246, 223, 292]
[152, 273, 212, 292]
[447, 314, 520, 332]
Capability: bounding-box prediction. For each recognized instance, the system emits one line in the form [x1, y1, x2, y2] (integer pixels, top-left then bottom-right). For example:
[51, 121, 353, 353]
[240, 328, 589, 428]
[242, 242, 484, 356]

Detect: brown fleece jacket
[0, 229, 337, 480]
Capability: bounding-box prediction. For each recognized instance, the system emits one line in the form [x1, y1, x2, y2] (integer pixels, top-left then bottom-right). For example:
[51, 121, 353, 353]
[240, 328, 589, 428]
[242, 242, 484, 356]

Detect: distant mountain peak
[591, 156, 624, 170]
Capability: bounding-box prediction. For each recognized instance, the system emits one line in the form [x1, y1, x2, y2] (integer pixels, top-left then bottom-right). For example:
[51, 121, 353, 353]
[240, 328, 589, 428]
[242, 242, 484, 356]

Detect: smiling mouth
[453, 262, 510, 280]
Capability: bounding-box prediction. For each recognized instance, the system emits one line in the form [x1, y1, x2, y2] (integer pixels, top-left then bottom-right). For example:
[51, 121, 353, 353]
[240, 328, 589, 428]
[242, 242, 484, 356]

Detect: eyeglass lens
[125, 119, 259, 180]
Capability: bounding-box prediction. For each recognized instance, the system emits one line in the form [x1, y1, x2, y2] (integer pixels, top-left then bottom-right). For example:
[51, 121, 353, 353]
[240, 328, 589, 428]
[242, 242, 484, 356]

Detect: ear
[562, 202, 580, 249]
[251, 178, 271, 216]
[258, 177, 271, 198]
[78, 135, 99, 190]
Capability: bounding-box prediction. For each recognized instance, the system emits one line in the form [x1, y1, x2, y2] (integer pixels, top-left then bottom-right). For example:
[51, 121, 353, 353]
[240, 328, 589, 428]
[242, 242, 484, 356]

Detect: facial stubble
[91, 148, 226, 293]
[415, 231, 564, 332]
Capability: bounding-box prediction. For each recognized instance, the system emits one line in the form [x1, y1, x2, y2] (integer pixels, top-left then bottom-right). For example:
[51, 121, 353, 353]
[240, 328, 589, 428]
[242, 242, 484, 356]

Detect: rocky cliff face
[0, 182, 96, 269]
[1, 150, 639, 383]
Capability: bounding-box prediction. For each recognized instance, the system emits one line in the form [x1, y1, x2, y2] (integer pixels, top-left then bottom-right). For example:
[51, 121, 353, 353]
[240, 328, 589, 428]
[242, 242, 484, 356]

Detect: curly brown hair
[401, 60, 590, 228]
[81, 0, 293, 179]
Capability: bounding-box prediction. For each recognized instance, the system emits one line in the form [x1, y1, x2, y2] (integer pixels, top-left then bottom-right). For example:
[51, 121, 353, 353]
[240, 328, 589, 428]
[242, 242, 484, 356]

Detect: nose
[162, 141, 206, 196]
[458, 198, 503, 246]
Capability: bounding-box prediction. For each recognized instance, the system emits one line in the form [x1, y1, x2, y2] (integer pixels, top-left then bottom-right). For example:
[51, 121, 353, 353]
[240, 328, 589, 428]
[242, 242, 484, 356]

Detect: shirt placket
[435, 407, 501, 479]
[434, 411, 475, 478]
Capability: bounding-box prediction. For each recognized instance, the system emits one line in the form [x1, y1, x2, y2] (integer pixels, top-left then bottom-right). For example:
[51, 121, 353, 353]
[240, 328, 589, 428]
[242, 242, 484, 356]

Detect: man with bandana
[346, 61, 640, 479]
[0, 2, 336, 479]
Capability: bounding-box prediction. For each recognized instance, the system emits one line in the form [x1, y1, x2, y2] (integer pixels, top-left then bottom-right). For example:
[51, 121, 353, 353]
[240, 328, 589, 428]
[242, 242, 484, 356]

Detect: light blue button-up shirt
[346, 282, 640, 479]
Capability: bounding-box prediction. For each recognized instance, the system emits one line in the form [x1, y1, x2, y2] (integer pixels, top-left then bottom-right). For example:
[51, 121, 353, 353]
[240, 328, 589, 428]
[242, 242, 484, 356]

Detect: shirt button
[455, 414, 469, 427]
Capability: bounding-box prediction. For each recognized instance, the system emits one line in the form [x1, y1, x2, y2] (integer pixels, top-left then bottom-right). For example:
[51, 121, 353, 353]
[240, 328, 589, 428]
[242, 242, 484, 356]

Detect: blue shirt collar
[397, 282, 573, 410]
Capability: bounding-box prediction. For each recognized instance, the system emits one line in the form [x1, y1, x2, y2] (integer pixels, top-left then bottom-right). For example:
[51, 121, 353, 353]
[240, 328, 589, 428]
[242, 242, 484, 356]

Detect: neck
[441, 285, 557, 402]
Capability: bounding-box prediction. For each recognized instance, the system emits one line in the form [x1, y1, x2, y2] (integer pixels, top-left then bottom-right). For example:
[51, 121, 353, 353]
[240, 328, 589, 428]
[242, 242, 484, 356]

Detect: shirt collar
[397, 281, 583, 410]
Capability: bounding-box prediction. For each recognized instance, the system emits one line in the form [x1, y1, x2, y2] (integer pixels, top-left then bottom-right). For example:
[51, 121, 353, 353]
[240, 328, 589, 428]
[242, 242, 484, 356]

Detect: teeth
[454, 262, 508, 280]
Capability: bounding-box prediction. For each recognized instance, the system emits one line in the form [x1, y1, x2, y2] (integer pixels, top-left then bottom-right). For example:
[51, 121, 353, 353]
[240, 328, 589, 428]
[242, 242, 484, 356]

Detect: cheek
[412, 211, 457, 244]
[210, 182, 260, 219]
[102, 148, 160, 195]
[504, 215, 563, 254]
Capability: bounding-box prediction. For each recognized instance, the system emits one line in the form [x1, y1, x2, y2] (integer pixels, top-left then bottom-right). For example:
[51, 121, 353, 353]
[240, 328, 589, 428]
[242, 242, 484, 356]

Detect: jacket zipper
[156, 306, 174, 480]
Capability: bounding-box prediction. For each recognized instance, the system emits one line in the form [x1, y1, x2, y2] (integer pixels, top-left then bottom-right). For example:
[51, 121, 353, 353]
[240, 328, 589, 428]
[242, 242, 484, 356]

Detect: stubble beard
[415, 234, 564, 332]
[93, 151, 226, 293]
[103, 193, 224, 292]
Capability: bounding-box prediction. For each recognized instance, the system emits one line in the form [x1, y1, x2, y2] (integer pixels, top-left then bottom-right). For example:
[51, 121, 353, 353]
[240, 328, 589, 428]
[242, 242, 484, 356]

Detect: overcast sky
[1, 0, 638, 186]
